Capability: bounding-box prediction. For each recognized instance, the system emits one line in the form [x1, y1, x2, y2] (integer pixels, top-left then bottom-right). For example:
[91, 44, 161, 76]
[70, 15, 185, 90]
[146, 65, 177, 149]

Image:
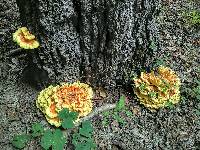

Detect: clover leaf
[52, 129, 66, 150]
[58, 108, 79, 129]
[61, 118, 74, 129]
[69, 111, 79, 120]
[11, 134, 31, 149]
[58, 108, 70, 119]
[31, 122, 44, 137]
[41, 129, 66, 150]
[79, 121, 93, 138]
[72, 121, 96, 150]
[75, 140, 96, 150]
[41, 129, 52, 150]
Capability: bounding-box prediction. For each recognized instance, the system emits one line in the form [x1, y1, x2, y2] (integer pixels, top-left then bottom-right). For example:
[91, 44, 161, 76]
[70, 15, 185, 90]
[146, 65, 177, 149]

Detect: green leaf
[102, 111, 110, 117]
[58, 108, 79, 129]
[75, 145, 83, 150]
[11, 134, 31, 149]
[181, 96, 187, 104]
[79, 128, 91, 138]
[69, 111, 79, 120]
[41, 129, 52, 150]
[52, 129, 66, 150]
[72, 133, 81, 146]
[72, 121, 96, 150]
[79, 121, 93, 138]
[82, 121, 93, 131]
[183, 87, 193, 93]
[113, 114, 124, 123]
[122, 121, 127, 126]
[125, 110, 133, 117]
[102, 119, 108, 126]
[58, 108, 70, 119]
[58, 108, 79, 120]
[61, 117, 74, 129]
[80, 140, 96, 150]
[31, 123, 44, 137]
[73, 135, 96, 150]
[41, 129, 66, 150]
[113, 111, 118, 116]
[75, 142, 90, 150]
[115, 96, 126, 111]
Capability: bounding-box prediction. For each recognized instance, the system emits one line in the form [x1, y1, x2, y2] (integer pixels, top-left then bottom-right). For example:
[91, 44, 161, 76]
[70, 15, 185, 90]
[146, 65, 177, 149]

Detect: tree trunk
[15, 0, 161, 89]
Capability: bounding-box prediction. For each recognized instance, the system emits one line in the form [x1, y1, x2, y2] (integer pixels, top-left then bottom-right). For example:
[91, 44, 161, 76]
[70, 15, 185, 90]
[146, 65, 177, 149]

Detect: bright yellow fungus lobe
[13, 27, 39, 49]
[133, 66, 181, 111]
[36, 82, 93, 127]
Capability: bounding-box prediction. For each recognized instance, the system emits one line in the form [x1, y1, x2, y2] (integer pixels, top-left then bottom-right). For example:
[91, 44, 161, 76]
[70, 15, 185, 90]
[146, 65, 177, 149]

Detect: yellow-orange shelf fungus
[36, 85, 61, 126]
[36, 82, 93, 127]
[13, 27, 39, 49]
[133, 66, 181, 111]
[57, 82, 93, 117]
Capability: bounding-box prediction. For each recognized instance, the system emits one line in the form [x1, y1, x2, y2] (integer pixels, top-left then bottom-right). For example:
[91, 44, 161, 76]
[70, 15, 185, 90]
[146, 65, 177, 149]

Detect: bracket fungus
[133, 66, 181, 111]
[36, 82, 93, 127]
[13, 27, 39, 49]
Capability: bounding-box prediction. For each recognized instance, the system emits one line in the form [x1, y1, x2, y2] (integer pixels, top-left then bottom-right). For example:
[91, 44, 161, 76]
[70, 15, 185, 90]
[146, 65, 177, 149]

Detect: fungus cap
[133, 66, 181, 111]
[13, 27, 39, 49]
[36, 82, 93, 127]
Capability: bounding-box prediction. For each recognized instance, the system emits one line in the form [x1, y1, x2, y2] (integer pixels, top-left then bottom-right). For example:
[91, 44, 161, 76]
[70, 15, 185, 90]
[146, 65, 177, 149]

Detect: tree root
[63, 103, 116, 136]
[75, 103, 116, 127]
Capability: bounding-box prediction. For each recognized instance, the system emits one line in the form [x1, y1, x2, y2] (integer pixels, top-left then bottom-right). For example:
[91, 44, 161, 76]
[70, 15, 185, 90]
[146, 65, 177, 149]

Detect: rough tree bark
[14, 0, 161, 90]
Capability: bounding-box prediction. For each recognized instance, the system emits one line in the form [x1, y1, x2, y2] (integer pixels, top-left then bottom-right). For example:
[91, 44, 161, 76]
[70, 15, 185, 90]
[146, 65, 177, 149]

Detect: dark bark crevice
[72, 0, 81, 34]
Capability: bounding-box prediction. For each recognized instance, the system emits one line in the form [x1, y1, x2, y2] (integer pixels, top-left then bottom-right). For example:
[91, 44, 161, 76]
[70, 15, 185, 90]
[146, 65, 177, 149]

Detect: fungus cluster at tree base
[36, 82, 93, 127]
[133, 66, 181, 111]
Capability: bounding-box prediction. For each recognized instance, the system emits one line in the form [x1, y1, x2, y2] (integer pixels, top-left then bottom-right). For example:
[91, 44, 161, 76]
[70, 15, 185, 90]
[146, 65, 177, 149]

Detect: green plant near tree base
[41, 129, 66, 150]
[182, 10, 200, 26]
[102, 95, 133, 127]
[11, 108, 96, 150]
[12, 134, 32, 149]
[58, 108, 79, 129]
[72, 121, 96, 150]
